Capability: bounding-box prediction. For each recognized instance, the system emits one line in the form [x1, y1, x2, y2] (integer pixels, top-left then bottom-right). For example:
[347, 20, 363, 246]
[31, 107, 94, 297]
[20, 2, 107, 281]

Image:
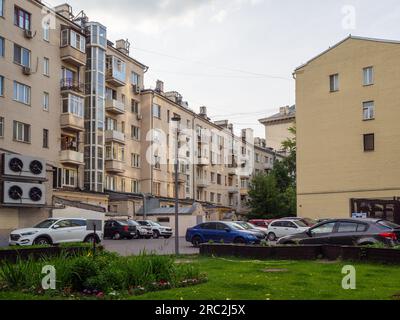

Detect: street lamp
[171, 114, 181, 255]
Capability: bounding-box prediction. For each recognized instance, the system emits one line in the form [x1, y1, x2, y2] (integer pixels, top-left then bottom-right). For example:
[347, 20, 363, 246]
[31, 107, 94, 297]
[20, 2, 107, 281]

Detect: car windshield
[149, 221, 161, 226]
[302, 218, 317, 226]
[34, 219, 58, 229]
[229, 223, 245, 230]
[377, 220, 400, 230]
[236, 222, 252, 230]
[294, 220, 308, 227]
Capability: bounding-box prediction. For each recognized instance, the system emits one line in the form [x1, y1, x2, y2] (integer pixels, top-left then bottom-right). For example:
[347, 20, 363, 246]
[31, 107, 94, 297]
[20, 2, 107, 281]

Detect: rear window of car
[271, 221, 284, 227]
[70, 219, 86, 227]
[377, 221, 400, 230]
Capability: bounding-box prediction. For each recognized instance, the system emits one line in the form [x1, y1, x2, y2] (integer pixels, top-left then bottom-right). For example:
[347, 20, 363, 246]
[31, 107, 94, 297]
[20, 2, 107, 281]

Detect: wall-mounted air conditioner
[24, 30, 35, 39]
[22, 66, 32, 75]
[137, 114, 143, 121]
[3, 181, 46, 205]
[2, 154, 47, 180]
[133, 84, 141, 95]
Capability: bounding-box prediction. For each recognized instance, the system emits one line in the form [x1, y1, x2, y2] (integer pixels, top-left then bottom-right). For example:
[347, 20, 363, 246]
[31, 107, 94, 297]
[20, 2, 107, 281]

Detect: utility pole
[172, 115, 181, 255]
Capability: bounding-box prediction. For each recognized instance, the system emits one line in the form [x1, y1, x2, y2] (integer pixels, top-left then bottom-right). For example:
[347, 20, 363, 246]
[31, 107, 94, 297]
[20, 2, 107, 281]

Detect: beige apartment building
[296, 36, 400, 224]
[0, 0, 282, 240]
[259, 105, 296, 153]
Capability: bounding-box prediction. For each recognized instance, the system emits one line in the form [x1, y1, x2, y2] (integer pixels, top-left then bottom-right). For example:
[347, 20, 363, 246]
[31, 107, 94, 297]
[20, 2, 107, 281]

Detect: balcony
[197, 155, 209, 167]
[240, 188, 249, 196]
[105, 130, 125, 144]
[197, 133, 209, 145]
[227, 166, 237, 176]
[60, 113, 84, 132]
[60, 150, 84, 166]
[105, 160, 125, 174]
[60, 45, 86, 67]
[60, 79, 85, 96]
[197, 178, 209, 188]
[228, 186, 239, 194]
[105, 99, 125, 115]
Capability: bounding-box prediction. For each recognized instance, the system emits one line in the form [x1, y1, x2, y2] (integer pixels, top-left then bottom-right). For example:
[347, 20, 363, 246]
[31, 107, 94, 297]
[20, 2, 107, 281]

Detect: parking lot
[103, 237, 199, 256]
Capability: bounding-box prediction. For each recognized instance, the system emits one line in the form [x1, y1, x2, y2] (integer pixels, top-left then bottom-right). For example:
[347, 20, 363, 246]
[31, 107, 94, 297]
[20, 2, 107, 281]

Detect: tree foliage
[247, 125, 297, 219]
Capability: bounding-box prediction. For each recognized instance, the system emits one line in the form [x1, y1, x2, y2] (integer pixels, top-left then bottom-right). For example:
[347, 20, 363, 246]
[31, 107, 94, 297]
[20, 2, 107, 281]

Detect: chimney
[55, 4, 73, 20]
[115, 39, 130, 55]
[199, 106, 208, 118]
[156, 80, 164, 93]
[280, 106, 289, 115]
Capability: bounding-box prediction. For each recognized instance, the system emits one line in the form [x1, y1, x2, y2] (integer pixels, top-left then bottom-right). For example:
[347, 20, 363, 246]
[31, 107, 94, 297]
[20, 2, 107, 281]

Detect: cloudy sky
[46, 0, 400, 137]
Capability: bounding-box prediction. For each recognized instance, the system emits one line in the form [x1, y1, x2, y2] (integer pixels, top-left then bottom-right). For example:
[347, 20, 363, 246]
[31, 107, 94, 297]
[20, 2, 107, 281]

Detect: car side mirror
[53, 225, 60, 229]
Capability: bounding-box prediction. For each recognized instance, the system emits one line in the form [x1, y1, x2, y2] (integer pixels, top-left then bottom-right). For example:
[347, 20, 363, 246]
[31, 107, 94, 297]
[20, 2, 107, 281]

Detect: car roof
[316, 218, 382, 224]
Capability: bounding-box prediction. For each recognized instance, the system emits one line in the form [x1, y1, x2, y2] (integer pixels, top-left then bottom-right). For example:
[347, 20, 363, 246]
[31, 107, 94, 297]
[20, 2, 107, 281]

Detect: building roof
[259, 105, 296, 124]
[294, 35, 400, 72]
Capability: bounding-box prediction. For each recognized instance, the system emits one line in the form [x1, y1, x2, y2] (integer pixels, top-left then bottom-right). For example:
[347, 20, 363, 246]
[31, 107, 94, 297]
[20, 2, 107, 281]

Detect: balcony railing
[105, 130, 125, 144]
[60, 150, 84, 165]
[106, 68, 126, 87]
[60, 45, 87, 67]
[228, 186, 239, 194]
[105, 99, 125, 114]
[60, 113, 84, 132]
[60, 79, 85, 94]
[197, 178, 209, 188]
[105, 160, 125, 173]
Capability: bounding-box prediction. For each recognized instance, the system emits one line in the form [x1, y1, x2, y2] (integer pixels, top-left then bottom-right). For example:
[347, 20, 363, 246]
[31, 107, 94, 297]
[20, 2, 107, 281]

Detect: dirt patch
[261, 268, 289, 273]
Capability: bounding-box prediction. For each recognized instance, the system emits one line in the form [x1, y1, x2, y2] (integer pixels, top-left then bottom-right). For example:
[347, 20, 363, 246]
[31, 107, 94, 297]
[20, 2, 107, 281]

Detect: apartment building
[259, 105, 296, 153]
[296, 36, 400, 224]
[0, 1, 283, 239]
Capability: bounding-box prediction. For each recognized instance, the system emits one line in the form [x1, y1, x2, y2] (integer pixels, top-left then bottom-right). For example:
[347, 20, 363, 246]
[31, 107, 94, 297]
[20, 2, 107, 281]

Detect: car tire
[164, 236, 172, 239]
[113, 232, 121, 240]
[233, 237, 246, 244]
[84, 234, 99, 244]
[153, 230, 160, 239]
[268, 233, 277, 241]
[192, 236, 202, 247]
[33, 237, 51, 246]
[145, 236, 152, 239]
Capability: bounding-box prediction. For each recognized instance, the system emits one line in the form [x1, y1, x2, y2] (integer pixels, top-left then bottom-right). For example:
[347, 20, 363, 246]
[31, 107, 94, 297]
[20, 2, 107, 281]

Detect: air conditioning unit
[24, 30, 34, 39]
[22, 66, 32, 75]
[136, 114, 143, 121]
[133, 84, 141, 95]
[3, 181, 46, 205]
[2, 154, 47, 180]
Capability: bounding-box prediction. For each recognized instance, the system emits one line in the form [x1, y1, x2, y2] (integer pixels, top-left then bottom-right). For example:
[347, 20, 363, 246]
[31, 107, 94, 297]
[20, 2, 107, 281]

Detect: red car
[249, 219, 275, 228]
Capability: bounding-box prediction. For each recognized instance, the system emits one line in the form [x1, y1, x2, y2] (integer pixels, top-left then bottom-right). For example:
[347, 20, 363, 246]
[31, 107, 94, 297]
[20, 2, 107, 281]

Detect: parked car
[137, 220, 173, 239]
[104, 220, 137, 240]
[127, 220, 153, 239]
[277, 219, 400, 247]
[233, 221, 268, 238]
[9, 218, 103, 246]
[266, 219, 310, 241]
[281, 217, 317, 227]
[249, 219, 274, 228]
[186, 221, 264, 246]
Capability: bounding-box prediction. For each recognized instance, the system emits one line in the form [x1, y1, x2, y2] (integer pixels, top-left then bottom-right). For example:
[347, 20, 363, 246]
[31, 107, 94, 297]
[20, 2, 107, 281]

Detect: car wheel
[34, 237, 51, 246]
[268, 233, 277, 241]
[153, 230, 160, 239]
[233, 237, 246, 244]
[192, 236, 202, 247]
[84, 234, 99, 243]
[113, 232, 121, 240]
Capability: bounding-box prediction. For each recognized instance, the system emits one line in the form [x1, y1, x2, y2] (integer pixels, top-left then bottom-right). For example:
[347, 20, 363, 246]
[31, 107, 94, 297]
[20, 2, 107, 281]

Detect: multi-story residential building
[0, 1, 284, 240]
[295, 36, 400, 224]
[259, 105, 296, 153]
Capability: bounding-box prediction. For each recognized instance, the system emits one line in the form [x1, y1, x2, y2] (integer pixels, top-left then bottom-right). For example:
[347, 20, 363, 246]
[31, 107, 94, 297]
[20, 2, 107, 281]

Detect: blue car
[185, 221, 263, 246]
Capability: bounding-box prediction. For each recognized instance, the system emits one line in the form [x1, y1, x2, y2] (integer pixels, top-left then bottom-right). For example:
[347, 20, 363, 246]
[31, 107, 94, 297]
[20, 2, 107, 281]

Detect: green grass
[1, 256, 400, 300]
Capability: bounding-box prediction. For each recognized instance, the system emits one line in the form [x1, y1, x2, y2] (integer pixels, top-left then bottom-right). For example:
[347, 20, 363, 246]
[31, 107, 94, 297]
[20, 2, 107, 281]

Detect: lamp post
[171, 114, 181, 256]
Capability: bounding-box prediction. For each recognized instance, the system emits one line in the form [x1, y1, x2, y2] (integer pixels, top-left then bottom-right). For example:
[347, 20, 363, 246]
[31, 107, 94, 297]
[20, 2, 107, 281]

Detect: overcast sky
[46, 0, 400, 137]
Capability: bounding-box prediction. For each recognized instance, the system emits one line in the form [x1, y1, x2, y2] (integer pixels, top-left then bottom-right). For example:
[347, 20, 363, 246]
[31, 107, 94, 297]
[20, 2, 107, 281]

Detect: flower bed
[0, 251, 207, 298]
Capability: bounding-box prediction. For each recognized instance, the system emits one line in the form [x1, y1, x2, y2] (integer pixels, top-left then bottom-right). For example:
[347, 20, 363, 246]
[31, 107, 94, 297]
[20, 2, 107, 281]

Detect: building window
[131, 153, 140, 168]
[131, 180, 140, 193]
[131, 125, 140, 140]
[63, 168, 77, 187]
[43, 92, 49, 111]
[0, 117, 4, 137]
[43, 57, 50, 76]
[0, 75, 3, 96]
[153, 182, 161, 196]
[217, 194, 222, 204]
[363, 134, 375, 152]
[154, 156, 161, 169]
[363, 66, 374, 86]
[329, 74, 339, 92]
[132, 72, 140, 86]
[210, 192, 215, 203]
[62, 94, 84, 117]
[43, 129, 49, 148]
[131, 99, 139, 113]
[363, 101, 374, 120]
[0, 0, 3, 17]
[13, 81, 31, 105]
[61, 29, 86, 53]
[13, 121, 30, 143]
[152, 103, 161, 118]
[0, 37, 4, 57]
[13, 44, 30, 67]
[43, 19, 50, 41]
[14, 6, 31, 30]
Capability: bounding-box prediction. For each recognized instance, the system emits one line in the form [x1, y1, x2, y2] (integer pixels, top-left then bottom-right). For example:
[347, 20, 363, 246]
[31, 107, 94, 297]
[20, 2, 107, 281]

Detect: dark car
[186, 221, 264, 247]
[277, 218, 400, 247]
[104, 220, 137, 240]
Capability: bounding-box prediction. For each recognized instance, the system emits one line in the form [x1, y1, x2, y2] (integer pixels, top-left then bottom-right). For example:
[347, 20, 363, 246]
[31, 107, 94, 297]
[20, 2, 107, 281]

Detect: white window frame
[0, 117, 4, 138]
[131, 180, 140, 193]
[13, 121, 30, 143]
[329, 74, 339, 92]
[13, 81, 31, 105]
[363, 101, 375, 120]
[131, 125, 140, 140]
[152, 104, 161, 118]
[62, 168, 77, 187]
[43, 19, 50, 42]
[0, 0, 3, 17]
[43, 92, 49, 111]
[43, 57, 50, 76]
[131, 153, 140, 168]
[0, 37, 4, 57]
[62, 94, 84, 117]
[14, 44, 31, 67]
[0, 75, 4, 96]
[363, 66, 374, 86]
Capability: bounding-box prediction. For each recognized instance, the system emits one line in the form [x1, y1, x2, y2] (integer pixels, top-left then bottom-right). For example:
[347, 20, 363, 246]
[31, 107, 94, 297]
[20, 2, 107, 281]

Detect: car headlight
[21, 231, 38, 236]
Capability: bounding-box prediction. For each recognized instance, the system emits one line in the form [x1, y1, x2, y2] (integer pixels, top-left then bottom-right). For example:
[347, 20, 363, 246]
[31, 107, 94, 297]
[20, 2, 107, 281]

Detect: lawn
[1, 256, 400, 300]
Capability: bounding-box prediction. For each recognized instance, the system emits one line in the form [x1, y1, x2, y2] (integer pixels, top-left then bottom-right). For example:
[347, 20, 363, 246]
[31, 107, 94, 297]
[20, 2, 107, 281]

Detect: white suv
[9, 218, 103, 246]
[136, 220, 173, 239]
[266, 219, 310, 241]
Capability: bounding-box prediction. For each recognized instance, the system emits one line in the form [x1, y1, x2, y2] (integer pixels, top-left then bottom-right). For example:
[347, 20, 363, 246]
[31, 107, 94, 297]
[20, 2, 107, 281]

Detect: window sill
[329, 90, 339, 93]
[363, 83, 374, 87]
[363, 118, 375, 122]
[13, 139, 31, 144]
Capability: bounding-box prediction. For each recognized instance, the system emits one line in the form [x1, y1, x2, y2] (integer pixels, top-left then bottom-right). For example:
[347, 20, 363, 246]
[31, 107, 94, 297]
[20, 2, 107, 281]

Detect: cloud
[211, 10, 228, 23]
